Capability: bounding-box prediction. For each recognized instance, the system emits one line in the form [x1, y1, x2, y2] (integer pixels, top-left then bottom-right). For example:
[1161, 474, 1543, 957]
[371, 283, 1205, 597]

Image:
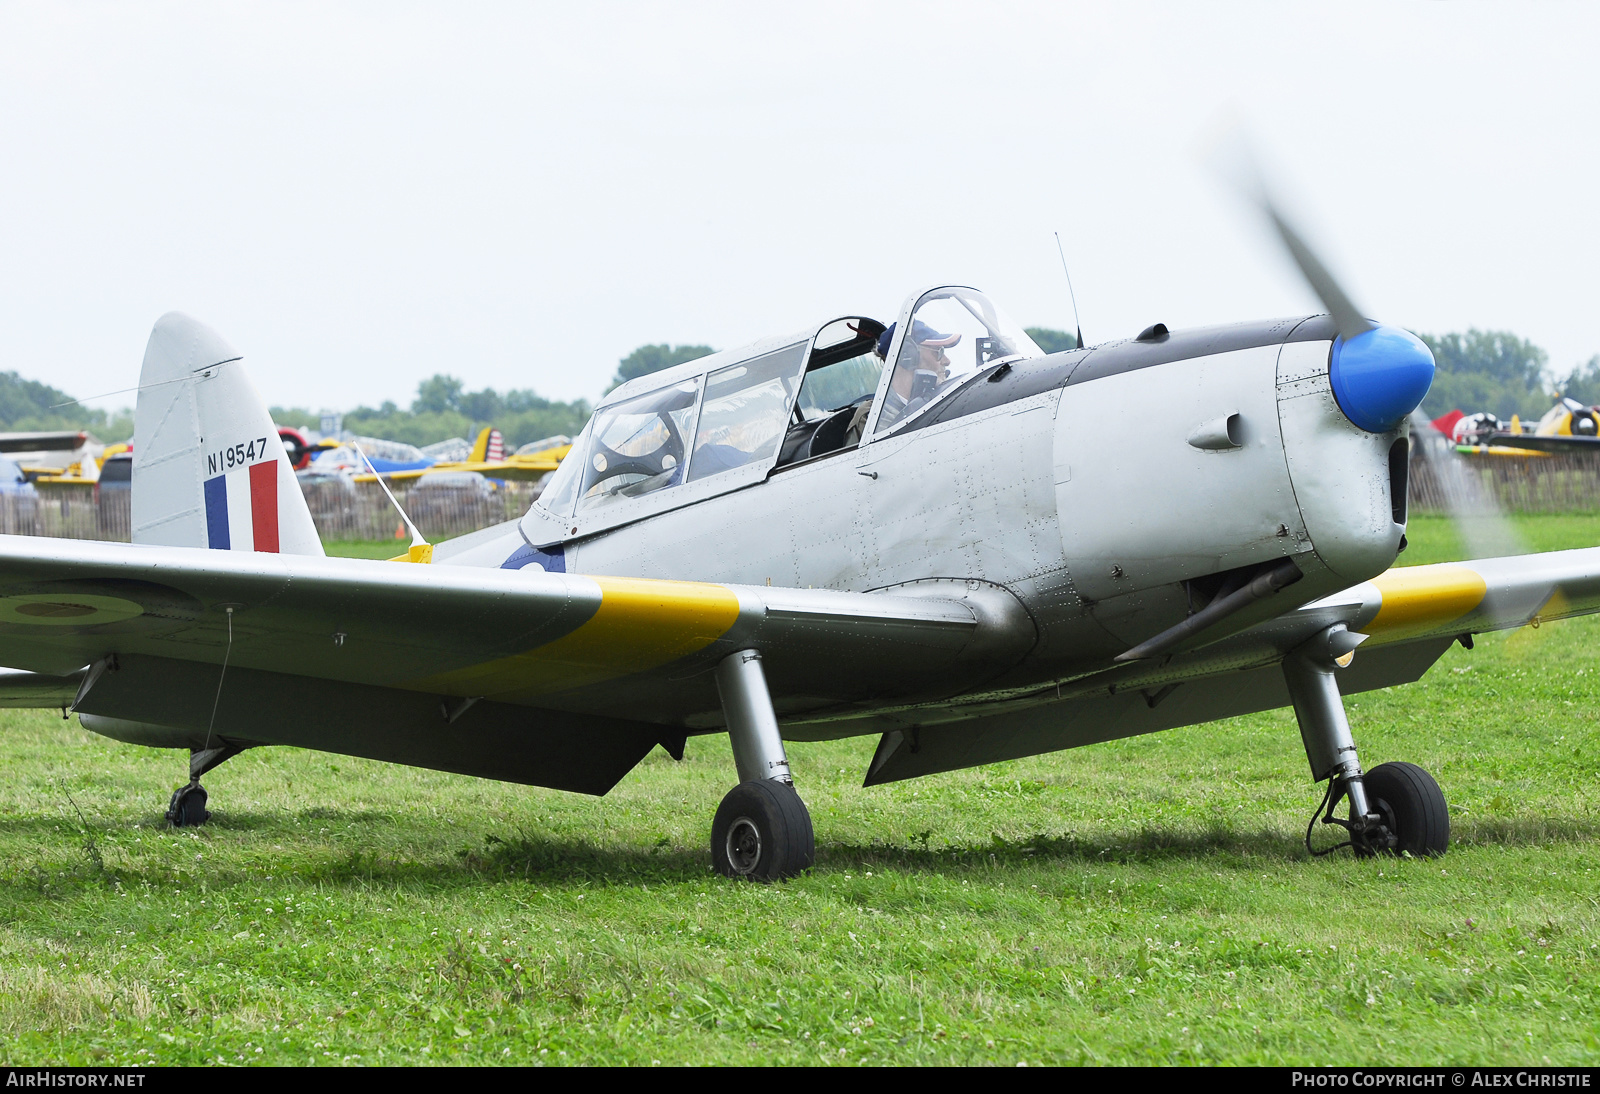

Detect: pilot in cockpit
[874, 319, 963, 429]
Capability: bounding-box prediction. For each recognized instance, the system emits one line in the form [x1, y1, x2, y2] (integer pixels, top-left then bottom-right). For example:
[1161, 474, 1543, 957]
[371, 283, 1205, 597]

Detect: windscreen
[576, 378, 701, 510]
[874, 288, 1042, 435]
[533, 418, 589, 517]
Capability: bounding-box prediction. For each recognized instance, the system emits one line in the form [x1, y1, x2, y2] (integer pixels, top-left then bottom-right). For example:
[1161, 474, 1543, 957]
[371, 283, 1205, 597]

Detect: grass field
[2, 519, 1599, 1065]
[321, 540, 409, 560]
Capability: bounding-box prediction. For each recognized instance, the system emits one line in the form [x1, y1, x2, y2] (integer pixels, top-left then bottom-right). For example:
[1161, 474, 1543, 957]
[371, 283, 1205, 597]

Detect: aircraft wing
[862, 547, 1600, 784]
[0, 535, 1021, 792]
[1088, 547, 1600, 691]
[351, 458, 562, 483]
[0, 431, 89, 454]
[350, 469, 431, 483]
[7, 534, 1595, 793]
[435, 458, 562, 479]
[1313, 548, 1600, 647]
[1484, 432, 1600, 454]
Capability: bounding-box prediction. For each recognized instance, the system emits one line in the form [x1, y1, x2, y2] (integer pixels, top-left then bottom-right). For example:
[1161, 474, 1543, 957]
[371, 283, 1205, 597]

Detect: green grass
[1, 526, 1598, 1065]
[1399, 513, 1600, 567]
[323, 541, 408, 561]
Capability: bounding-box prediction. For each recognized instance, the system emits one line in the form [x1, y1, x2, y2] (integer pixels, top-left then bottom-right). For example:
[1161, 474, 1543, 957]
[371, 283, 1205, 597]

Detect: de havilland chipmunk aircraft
[0, 192, 1594, 881]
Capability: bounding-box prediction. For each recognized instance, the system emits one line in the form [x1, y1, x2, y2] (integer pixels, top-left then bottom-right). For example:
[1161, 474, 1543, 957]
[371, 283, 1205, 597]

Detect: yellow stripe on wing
[1366, 564, 1487, 641]
[410, 576, 742, 699]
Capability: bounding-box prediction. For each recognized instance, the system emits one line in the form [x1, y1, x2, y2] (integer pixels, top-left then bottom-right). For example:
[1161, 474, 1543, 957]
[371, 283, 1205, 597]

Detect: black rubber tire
[166, 785, 210, 828]
[711, 780, 815, 881]
[1363, 762, 1449, 857]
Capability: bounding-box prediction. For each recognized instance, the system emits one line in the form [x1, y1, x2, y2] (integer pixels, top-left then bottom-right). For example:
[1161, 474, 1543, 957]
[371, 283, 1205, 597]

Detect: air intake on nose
[1388, 437, 1409, 525]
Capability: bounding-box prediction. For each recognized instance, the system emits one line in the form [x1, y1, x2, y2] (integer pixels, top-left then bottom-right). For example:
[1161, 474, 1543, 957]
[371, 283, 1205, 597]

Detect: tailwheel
[163, 741, 250, 828]
[711, 780, 814, 882]
[166, 783, 210, 828]
[1357, 761, 1450, 858]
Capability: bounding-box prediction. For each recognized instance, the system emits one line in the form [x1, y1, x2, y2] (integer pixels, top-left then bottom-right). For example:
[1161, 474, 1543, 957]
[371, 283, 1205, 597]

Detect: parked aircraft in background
[0, 430, 106, 484]
[1435, 399, 1600, 455]
[309, 427, 569, 485]
[30, 425, 313, 489]
[277, 427, 314, 471]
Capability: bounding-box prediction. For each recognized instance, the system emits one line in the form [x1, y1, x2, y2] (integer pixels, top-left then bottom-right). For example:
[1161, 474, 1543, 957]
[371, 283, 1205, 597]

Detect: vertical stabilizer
[468, 426, 504, 463]
[131, 313, 324, 556]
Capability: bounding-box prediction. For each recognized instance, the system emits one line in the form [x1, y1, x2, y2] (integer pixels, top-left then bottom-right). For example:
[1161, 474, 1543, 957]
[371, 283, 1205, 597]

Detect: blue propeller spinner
[1328, 325, 1436, 433]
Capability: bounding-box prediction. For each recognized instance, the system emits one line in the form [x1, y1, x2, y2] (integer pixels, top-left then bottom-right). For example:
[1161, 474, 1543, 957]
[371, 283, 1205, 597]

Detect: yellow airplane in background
[336, 427, 572, 484]
[353, 428, 572, 483]
[1, 431, 111, 484]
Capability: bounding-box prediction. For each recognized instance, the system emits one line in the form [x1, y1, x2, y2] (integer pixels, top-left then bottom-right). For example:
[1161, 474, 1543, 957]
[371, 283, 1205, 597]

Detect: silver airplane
[0, 198, 1592, 881]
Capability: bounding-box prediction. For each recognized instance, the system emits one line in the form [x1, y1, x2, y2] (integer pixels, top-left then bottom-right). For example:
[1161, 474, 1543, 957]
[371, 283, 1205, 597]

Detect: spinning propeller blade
[1203, 126, 1375, 342]
[1410, 411, 1525, 562]
[1205, 121, 1526, 577]
[1258, 202, 1375, 345]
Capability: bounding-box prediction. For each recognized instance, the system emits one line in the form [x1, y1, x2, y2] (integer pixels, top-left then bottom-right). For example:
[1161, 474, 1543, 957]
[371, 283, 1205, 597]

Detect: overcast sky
[0, 2, 1595, 415]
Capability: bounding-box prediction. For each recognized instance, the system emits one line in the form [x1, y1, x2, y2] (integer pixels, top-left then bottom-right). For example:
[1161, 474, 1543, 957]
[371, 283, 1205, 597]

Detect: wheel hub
[166, 784, 209, 828]
[1352, 795, 1398, 856]
[724, 816, 762, 875]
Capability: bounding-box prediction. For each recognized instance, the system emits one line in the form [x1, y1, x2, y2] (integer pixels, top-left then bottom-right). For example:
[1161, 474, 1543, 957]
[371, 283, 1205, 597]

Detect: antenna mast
[355, 444, 432, 563]
[1054, 231, 1085, 350]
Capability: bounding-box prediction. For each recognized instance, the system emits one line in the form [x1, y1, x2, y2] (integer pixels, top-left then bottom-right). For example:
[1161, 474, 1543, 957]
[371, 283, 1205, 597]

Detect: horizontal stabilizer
[0, 666, 82, 708]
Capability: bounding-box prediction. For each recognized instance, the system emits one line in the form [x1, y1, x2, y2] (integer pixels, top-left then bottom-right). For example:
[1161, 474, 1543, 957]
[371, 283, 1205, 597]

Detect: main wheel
[711, 780, 814, 881]
[1362, 762, 1449, 856]
[166, 784, 210, 828]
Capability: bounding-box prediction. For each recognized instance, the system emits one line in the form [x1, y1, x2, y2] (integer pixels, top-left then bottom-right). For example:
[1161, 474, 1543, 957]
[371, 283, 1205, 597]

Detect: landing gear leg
[165, 741, 250, 828]
[711, 650, 814, 881]
[1283, 625, 1449, 857]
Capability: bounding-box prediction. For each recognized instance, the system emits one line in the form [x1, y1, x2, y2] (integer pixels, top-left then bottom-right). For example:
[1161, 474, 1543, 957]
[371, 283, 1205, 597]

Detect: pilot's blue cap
[876, 319, 961, 358]
[911, 320, 961, 348]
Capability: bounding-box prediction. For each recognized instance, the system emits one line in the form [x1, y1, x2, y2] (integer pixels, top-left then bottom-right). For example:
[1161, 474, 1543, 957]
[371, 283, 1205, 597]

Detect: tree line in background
[271, 376, 594, 453]
[0, 325, 1590, 449]
[0, 373, 134, 443]
[1418, 331, 1600, 422]
[269, 343, 723, 450]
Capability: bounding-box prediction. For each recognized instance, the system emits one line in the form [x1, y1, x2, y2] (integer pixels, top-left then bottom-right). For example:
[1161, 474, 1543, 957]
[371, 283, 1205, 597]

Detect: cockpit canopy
[530, 287, 1040, 537]
[873, 286, 1043, 437]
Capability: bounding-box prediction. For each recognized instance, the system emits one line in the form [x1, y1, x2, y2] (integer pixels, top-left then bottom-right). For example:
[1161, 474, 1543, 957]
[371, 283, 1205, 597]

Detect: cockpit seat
[777, 418, 826, 467]
[805, 404, 863, 460]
